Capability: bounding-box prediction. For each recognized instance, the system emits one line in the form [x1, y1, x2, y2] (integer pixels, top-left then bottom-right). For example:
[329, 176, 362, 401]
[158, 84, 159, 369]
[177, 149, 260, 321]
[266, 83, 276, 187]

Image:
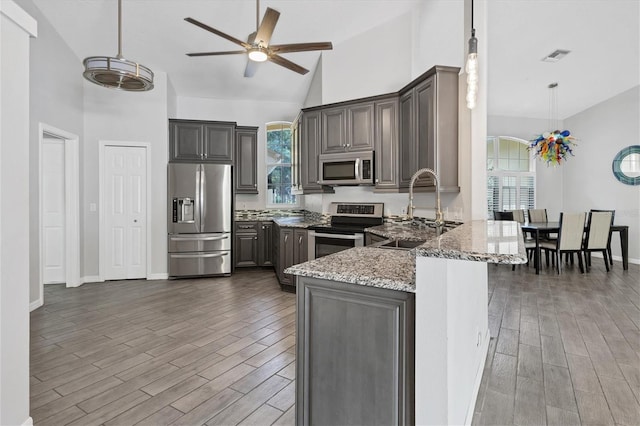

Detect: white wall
[411, 0, 464, 77]
[0, 2, 36, 424]
[564, 86, 640, 263]
[320, 12, 412, 105]
[488, 115, 564, 220]
[83, 72, 170, 279]
[15, 0, 85, 305]
[175, 96, 302, 210]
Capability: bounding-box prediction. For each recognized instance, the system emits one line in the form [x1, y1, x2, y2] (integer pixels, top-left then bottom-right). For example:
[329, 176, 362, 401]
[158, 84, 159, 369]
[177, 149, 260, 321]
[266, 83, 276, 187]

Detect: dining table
[520, 221, 629, 274]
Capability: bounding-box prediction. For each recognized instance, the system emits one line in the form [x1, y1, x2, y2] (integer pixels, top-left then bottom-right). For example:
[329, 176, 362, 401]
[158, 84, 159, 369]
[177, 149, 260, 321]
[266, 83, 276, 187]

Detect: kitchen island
[286, 220, 527, 425]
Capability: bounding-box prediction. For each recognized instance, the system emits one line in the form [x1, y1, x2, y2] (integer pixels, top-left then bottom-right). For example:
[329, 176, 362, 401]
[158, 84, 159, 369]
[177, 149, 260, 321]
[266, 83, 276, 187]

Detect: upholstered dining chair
[527, 208, 548, 223]
[493, 211, 514, 220]
[583, 210, 614, 272]
[508, 209, 526, 224]
[590, 209, 616, 267]
[540, 212, 586, 274]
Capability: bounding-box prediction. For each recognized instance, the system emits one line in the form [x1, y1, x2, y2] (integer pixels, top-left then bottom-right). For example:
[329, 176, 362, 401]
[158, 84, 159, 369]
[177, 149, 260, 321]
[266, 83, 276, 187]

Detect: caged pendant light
[83, 0, 154, 91]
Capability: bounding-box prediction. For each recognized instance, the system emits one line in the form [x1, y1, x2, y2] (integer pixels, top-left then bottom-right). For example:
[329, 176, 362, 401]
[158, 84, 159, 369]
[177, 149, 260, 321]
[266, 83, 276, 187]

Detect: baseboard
[22, 416, 33, 426]
[29, 298, 43, 312]
[147, 273, 169, 280]
[465, 330, 491, 426]
[590, 253, 639, 265]
[81, 275, 102, 284]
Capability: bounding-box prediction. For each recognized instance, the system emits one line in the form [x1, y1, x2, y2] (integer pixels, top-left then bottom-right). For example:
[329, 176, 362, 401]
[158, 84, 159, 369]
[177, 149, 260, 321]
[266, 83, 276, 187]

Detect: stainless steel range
[307, 202, 384, 259]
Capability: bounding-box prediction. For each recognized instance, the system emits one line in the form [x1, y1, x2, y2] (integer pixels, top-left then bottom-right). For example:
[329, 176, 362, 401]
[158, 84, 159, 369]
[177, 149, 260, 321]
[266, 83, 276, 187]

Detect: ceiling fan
[185, 0, 332, 77]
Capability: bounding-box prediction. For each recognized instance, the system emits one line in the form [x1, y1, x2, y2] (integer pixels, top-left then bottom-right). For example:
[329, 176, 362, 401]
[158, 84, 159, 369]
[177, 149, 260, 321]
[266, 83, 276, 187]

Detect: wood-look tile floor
[30, 261, 639, 425]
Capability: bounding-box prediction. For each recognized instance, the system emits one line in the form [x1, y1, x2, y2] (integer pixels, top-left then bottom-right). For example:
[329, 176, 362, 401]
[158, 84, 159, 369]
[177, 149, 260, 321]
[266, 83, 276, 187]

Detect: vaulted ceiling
[31, 0, 639, 119]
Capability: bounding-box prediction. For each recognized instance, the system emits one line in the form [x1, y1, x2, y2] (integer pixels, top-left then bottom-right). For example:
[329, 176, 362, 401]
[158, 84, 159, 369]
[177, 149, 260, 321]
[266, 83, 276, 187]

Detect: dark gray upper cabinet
[235, 126, 258, 194]
[347, 102, 375, 151]
[204, 124, 235, 162]
[169, 119, 235, 163]
[321, 103, 374, 154]
[170, 121, 203, 160]
[300, 111, 333, 194]
[321, 107, 347, 153]
[296, 277, 415, 425]
[291, 113, 301, 192]
[399, 66, 459, 192]
[374, 97, 399, 191]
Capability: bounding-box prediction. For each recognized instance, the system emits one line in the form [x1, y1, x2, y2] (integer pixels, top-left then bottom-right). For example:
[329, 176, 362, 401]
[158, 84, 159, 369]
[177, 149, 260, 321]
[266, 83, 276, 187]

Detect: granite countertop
[285, 220, 528, 293]
[284, 247, 416, 293]
[414, 220, 528, 265]
[235, 209, 328, 228]
[366, 222, 440, 241]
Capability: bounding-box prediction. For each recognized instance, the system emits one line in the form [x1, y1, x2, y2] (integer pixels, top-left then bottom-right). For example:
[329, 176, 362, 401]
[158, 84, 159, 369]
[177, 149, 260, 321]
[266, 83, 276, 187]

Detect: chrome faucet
[408, 168, 444, 235]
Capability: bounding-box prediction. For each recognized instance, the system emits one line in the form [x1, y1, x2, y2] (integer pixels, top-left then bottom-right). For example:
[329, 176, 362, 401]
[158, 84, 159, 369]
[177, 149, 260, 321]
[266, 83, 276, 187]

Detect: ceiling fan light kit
[83, 0, 154, 91]
[185, 0, 332, 77]
[248, 47, 268, 62]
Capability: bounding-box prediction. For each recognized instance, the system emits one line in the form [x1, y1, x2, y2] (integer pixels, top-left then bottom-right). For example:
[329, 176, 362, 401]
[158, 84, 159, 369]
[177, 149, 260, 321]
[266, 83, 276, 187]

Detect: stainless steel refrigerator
[168, 163, 232, 277]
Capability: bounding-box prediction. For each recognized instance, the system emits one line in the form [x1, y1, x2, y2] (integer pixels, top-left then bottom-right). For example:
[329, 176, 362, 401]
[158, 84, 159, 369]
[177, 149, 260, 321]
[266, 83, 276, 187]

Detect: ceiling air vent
[542, 49, 571, 62]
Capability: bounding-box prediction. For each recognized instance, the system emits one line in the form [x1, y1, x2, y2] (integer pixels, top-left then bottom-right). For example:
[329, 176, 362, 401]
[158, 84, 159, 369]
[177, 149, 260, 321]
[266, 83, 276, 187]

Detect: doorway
[37, 123, 81, 311]
[99, 142, 151, 281]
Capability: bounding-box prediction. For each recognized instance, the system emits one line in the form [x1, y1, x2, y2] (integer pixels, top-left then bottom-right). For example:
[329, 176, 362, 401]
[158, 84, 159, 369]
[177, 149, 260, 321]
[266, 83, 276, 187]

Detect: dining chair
[493, 211, 514, 220]
[583, 210, 614, 272]
[540, 212, 586, 274]
[508, 209, 526, 223]
[527, 208, 548, 223]
[590, 209, 615, 266]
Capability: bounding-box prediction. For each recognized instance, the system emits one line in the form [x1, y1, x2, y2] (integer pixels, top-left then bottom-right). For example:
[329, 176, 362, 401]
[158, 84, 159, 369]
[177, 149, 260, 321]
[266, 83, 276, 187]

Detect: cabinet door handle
[254, 236, 258, 240]
[298, 236, 303, 245]
[284, 234, 289, 243]
[254, 183, 257, 187]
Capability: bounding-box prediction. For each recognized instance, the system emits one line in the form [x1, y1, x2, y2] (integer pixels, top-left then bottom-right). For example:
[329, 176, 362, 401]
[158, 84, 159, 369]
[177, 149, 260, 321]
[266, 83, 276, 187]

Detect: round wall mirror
[612, 145, 640, 185]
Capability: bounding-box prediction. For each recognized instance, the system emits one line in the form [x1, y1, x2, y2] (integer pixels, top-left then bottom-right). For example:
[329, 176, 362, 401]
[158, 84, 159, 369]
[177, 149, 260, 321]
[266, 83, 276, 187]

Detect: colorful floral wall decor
[529, 130, 577, 166]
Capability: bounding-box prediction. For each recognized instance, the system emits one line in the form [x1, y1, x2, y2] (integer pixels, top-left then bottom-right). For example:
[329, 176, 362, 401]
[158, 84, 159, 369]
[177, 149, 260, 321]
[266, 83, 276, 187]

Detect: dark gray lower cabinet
[296, 277, 415, 425]
[234, 221, 272, 268]
[258, 222, 273, 267]
[273, 224, 307, 291]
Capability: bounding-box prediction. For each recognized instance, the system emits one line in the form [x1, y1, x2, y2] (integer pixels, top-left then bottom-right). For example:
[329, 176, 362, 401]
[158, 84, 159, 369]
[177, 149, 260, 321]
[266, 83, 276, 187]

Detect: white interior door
[42, 138, 65, 284]
[104, 145, 147, 280]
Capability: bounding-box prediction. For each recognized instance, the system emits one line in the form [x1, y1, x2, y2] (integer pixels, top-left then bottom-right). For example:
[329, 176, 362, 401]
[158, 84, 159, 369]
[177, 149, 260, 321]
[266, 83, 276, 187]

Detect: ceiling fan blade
[184, 17, 250, 49]
[269, 54, 309, 75]
[269, 42, 333, 54]
[187, 50, 247, 57]
[244, 60, 260, 78]
[255, 7, 280, 47]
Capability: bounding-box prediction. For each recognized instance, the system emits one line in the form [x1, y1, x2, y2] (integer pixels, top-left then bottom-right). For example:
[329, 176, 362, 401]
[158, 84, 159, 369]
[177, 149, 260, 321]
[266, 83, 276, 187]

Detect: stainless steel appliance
[318, 151, 374, 185]
[168, 163, 232, 277]
[308, 202, 384, 259]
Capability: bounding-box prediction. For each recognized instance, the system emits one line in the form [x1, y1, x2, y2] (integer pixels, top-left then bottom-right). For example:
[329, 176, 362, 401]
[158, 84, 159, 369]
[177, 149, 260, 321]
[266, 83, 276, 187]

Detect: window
[487, 136, 535, 218]
[266, 122, 297, 206]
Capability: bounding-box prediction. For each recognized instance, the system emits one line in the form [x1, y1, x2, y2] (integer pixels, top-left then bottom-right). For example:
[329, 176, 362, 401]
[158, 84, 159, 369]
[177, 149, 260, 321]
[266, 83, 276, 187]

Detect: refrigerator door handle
[170, 252, 229, 259]
[169, 234, 229, 242]
[200, 165, 206, 230]
[195, 165, 201, 233]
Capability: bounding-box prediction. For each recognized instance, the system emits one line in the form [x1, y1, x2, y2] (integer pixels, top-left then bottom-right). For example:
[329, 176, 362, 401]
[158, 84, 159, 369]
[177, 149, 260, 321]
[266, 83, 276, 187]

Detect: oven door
[308, 231, 364, 260]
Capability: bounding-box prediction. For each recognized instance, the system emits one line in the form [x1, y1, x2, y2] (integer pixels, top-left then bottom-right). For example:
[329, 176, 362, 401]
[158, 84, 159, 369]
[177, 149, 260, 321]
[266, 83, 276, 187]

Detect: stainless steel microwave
[318, 151, 374, 185]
